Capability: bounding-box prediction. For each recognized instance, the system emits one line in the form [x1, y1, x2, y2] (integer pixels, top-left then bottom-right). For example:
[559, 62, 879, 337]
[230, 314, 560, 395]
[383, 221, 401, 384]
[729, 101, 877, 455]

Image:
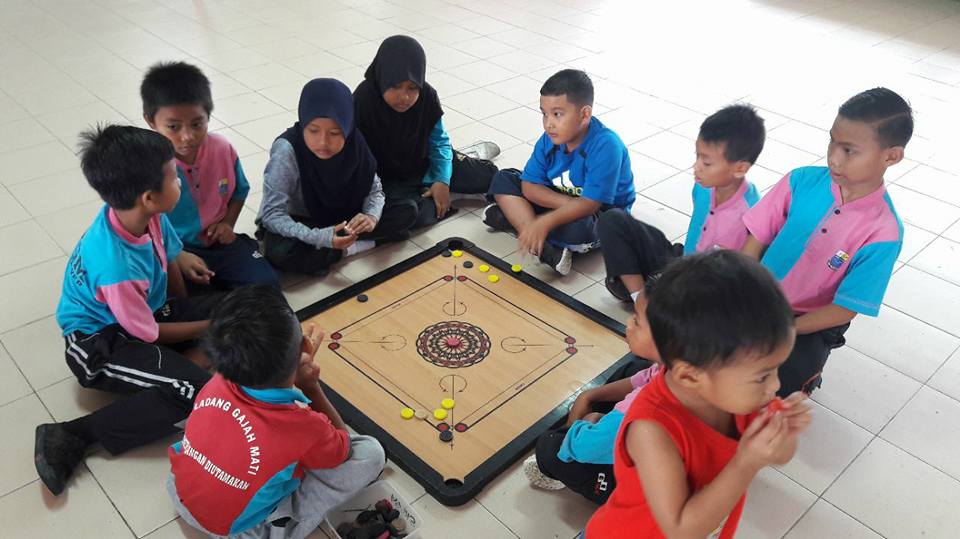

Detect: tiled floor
[2, 0, 960, 537]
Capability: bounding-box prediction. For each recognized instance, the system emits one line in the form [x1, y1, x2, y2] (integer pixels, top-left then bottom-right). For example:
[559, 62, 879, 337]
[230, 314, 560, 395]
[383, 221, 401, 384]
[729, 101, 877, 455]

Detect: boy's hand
[331, 222, 358, 250]
[422, 182, 451, 219]
[346, 213, 377, 235]
[177, 252, 215, 285]
[773, 392, 812, 433]
[736, 409, 799, 470]
[567, 391, 595, 426]
[206, 222, 236, 245]
[582, 411, 605, 424]
[295, 324, 325, 390]
[518, 216, 552, 257]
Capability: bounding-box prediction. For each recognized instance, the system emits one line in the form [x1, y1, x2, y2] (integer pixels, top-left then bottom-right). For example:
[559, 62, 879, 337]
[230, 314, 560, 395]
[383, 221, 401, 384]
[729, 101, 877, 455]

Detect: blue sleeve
[580, 135, 624, 205]
[684, 183, 711, 256]
[519, 134, 552, 186]
[232, 157, 250, 202]
[422, 118, 453, 186]
[744, 182, 760, 206]
[556, 410, 624, 465]
[160, 214, 184, 262]
[834, 240, 901, 316]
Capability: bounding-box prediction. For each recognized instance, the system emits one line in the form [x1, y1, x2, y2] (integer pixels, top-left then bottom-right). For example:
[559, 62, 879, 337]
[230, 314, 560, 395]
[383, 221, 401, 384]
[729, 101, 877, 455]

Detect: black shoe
[34, 423, 88, 496]
[604, 276, 632, 302]
[482, 204, 515, 234]
[539, 243, 573, 276]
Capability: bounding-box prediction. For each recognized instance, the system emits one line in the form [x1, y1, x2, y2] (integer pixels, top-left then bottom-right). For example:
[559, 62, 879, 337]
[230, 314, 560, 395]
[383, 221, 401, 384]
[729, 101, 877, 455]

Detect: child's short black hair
[699, 104, 766, 164]
[838, 87, 913, 148]
[140, 61, 213, 121]
[647, 250, 793, 370]
[203, 285, 302, 387]
[540, 69, 594, 107]
[78, 124, 175, 210]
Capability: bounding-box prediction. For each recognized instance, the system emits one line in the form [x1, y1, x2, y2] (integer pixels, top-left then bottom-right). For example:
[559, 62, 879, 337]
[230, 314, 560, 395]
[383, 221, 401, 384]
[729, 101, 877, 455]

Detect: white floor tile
[282, 51, 355, 78]
[444, 60, 517, 87]
[0, 394, 53, 496]
[813, 346, 921, 434]
[0, 118, 57, 154]
[628, 194, 690, 241]
[1, 315, 72, 390]
[894, 164, 960, 207]
[0, 468, 132, 538]
[755, 138, 821, 175]
[482, 106, 544, 143]
[845, 305, 959, 382]
[641, 170, 694, 216]
[884, 265, 960, 336]
[210, 92, 286, 127]
[881, 385, 960, 481]
[35, 199, 103, 253]
[887, 184, 960, 234]
[573, 281, 632, 324]
[768, 120, 829, 156]
[9, 168, 99, 217]
[824, 438, 960, 539]
[443, 88, 520, 121]
[0, 220, 63, 276]
[0, 343, 31, 406]
[476, 454, 594, 539]
[630, 130, 695, 170]
[37, 377, 120, 423]
[785, 500, 882, 539]
[232, 111, 297, 151]
[413, 496, 517, 539]
[930, 348, 960, 402]
[485, 76, 543, 106]
[0, 186, 29, 228]
[909, 236, 960, 287]
[738, 468, 816, 539]
[142, 518, 206, 539]
[776, 401, 873, 495]
[898, 222, 937, 263]
[85, 435, 181, 538]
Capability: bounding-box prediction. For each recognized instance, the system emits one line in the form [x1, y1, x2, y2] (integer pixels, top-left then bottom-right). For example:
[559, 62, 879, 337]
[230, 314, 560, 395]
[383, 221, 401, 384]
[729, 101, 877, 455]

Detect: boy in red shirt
[586, 251, 811, 538]
[167, 285, 385, 538]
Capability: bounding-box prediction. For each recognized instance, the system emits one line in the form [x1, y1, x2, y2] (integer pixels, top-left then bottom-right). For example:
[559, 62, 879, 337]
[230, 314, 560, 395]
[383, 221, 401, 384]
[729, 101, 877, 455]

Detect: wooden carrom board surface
[297, 238, 633, 505]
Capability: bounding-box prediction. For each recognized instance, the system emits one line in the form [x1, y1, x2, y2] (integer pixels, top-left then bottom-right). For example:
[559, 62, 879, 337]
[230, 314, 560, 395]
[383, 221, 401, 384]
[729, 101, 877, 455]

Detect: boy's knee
[486, 168, 523, 198]
[598, 208, 632, 235]
[349, 435, 386, 472]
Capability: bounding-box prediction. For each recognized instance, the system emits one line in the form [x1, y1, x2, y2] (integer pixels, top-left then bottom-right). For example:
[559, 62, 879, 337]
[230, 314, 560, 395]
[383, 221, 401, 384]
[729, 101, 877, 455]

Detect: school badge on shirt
[827, 249, 850, 271]
[218, 177, 230, 196]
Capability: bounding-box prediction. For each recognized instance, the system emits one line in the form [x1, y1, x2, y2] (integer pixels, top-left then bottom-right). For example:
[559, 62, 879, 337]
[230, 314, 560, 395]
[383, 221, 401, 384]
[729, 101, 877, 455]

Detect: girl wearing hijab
[354, 35, 500, 228]
[257, 78, 418, 275]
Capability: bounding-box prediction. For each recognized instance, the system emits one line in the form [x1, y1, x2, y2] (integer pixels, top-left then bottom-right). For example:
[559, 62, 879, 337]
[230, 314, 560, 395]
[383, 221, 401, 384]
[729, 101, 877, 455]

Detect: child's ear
[672, 361, 704, 389]
[580, 104, 593, 125]
[732, 161, 752, 180]
[882, 146, 905, 168]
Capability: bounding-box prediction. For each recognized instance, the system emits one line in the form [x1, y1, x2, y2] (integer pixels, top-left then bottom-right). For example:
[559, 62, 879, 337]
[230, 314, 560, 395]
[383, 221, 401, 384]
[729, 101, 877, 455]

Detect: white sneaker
[522, 455, 565, 491]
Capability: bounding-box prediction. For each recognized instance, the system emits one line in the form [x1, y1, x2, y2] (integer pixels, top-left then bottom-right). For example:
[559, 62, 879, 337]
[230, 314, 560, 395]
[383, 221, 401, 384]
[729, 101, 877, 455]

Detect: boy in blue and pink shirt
[35, 125, 225, 497]
[141, 61, 278, 289]
[743, 87, 911, 396]
[598, 104, 765, 303]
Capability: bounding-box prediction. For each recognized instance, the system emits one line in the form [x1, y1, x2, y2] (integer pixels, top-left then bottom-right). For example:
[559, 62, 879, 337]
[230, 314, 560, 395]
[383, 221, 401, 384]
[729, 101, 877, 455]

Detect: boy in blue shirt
[483, 69, 635, 275]
[141, 61, 278, 289]
[34, 125, 224, 496]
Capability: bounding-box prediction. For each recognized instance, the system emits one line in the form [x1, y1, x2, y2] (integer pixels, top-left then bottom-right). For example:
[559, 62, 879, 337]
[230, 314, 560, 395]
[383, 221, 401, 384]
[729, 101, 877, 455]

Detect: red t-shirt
[169, 374, 350, 535]
[586, 372, 754, 539]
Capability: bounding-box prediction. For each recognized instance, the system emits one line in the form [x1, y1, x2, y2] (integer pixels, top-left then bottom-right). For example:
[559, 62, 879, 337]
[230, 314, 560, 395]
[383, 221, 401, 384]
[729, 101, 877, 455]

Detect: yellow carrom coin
[299, 238, 631, 506]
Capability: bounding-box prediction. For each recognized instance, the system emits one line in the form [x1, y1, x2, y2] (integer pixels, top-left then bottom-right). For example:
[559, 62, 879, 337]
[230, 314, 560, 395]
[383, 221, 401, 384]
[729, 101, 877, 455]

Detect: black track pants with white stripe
[63, 297, 220, 454]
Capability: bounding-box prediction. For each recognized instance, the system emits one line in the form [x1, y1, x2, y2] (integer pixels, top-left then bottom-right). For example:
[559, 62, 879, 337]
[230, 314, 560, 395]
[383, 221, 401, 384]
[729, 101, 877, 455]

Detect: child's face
[540, 94, 591, 148]
[827, 116, 904, 190]
[382, 81, 421, 113]
[625, 295, 661, 362]
[699, 335, 794, 415]
[303, 118, 345, 159]
[693, 139, 750, 189]
[146, 104, 209, 164]
[146, 159, 182, 213]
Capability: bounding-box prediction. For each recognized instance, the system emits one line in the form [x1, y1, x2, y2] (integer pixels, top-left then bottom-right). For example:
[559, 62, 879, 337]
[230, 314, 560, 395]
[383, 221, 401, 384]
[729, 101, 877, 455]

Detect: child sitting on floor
[742, 87, 911, 396]
[35, 125, 225, 496]
[483, 69, 635, 276]
[599, 104, 764, 301]
[257, 78, 419, 275]
[524, 288, 661, 504]
[586, 250, 810, 539]
[141, 61, 278, 289]
[354, 35, 500, 231]
[167, 285, 385, 538]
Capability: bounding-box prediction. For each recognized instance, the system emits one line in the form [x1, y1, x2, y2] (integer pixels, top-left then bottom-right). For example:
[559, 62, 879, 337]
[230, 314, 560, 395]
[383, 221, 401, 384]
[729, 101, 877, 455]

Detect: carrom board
[297, 238, 633, 506]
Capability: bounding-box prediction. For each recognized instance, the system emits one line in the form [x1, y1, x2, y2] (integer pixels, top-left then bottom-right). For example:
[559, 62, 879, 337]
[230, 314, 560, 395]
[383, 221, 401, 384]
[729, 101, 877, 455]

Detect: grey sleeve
[257, 139, 334, 249]
[362, 174, 386, 221]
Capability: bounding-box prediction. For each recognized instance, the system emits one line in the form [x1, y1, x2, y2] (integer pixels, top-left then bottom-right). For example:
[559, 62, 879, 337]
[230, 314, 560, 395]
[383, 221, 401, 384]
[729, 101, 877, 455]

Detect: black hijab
[279, 78, 376, 228]
[354, 35, 444, 187]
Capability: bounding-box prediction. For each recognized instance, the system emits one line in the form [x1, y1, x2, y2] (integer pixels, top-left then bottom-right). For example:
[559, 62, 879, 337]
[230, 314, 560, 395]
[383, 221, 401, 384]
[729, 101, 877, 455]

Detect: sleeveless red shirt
[586, 372, 754, 539]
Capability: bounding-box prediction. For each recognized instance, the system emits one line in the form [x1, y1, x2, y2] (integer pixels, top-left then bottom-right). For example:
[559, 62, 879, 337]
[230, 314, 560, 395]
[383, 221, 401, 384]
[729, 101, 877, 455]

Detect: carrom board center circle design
[417, 321, 491, 368]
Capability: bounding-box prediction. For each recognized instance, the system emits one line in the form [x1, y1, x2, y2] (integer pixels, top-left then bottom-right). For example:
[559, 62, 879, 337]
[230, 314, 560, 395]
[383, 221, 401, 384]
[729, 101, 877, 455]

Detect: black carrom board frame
[296, 237, 634, 506]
